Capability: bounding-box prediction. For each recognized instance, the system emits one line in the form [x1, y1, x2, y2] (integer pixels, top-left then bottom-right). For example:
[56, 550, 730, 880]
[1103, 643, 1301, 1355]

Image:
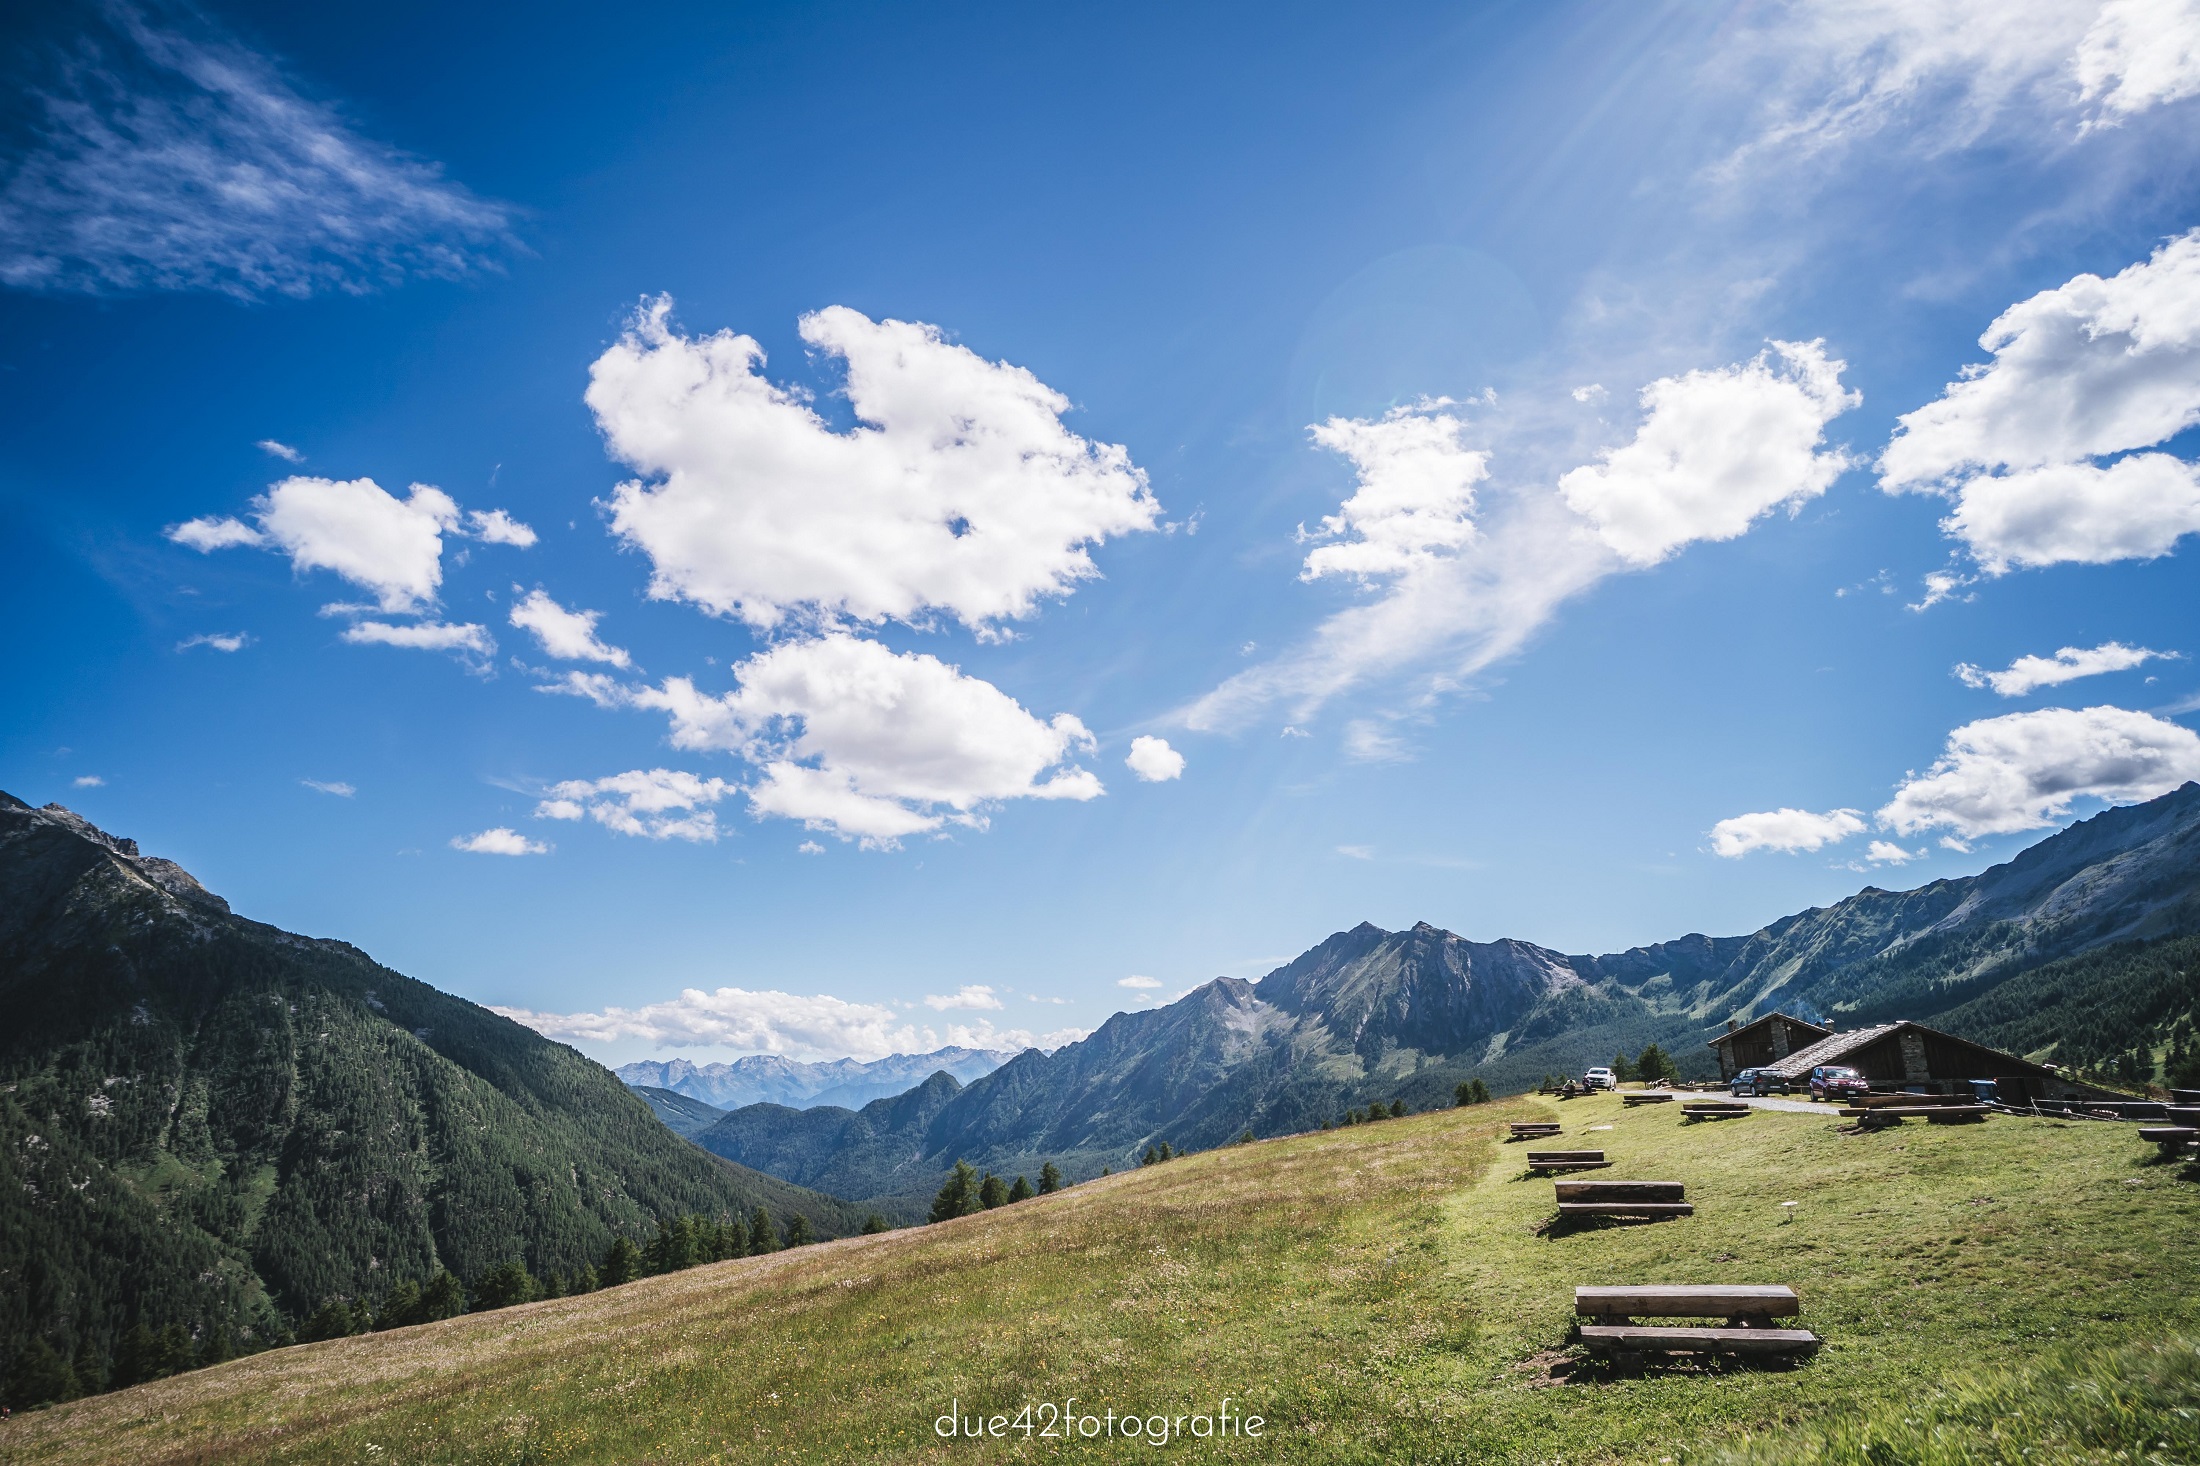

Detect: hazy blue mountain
[0, 794, 862, 1391]
[695, 784, 2200, 1204]
[617, 1047, 1013, 1110]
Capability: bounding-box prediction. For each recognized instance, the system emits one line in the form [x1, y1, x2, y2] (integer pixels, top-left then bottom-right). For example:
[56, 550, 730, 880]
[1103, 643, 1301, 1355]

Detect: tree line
[929, 1160, 1062, 1222]
[2, 1205, 844, 1412]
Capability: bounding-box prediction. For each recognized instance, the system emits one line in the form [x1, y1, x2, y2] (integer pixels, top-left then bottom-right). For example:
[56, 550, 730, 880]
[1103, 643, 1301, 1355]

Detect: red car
[1809, 1065, 1869, 1101]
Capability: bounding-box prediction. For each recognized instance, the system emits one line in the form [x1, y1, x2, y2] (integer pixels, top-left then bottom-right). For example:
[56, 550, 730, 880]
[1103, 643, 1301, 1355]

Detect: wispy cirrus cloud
[0, 2, 513, 299]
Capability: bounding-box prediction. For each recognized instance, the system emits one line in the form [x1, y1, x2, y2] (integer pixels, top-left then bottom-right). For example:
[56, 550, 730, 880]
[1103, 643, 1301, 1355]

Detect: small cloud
[256, 439, 303, 463]
[922, 984, 1004, 1012]
[1124, 735, 1185, 782]
[1939, 835, 1973, 853]
[1027, 994, 1069, 1005]
[177, 632, 252, 653]
[1865, 840, 1917, 864]
[1570, 383, 1607, 403]
[1117, 974, 1163, 989]
[797, 840, 825, 854]
[1335, 844, 1375, 860]
[451, 827, 549, 856]
[1280, 726, 1311, 739]
[301, 779, 355, 797]
[1343, 720, 1410, 762]
[72, 775, 105, 788]
[467, 509, 538, 547]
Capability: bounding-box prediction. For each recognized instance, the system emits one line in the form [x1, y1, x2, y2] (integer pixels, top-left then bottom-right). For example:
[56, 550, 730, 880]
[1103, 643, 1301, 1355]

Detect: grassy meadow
[5, 1093, 2198, 1465]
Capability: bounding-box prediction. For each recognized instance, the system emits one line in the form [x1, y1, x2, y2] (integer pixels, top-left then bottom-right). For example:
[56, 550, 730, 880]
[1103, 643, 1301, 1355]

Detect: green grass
[6, 1094, 2198, 1464]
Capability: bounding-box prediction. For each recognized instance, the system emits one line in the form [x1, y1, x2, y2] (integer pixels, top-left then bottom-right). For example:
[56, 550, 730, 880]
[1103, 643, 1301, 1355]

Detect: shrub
[861, 1213, 890, 1234]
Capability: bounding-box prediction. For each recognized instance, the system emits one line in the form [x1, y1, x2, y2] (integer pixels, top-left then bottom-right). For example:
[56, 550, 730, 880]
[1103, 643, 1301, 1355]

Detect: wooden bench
[1509, 1122, 1563, 1141]
[1681, 1101, 1751, 1120]
[1526, 1150, 1611, 1173]
[2140, 1126, 2197, 1155]
[1555, 1179, 1692, 1219]
[1622, 1092, 1676, 1106]
[1575, 1284, 1818, 1359]
[1838, 1104, 1989, 1126]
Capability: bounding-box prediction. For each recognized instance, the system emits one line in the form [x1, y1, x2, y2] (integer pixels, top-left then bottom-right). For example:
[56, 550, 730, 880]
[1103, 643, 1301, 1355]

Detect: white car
[1582, 1067, 1617, 1090]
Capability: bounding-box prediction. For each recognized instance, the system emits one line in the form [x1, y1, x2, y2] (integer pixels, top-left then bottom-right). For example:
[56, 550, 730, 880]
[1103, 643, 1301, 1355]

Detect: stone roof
[1709, 1010, 1833, 1051]
[1757, 1018, 2057, 1082]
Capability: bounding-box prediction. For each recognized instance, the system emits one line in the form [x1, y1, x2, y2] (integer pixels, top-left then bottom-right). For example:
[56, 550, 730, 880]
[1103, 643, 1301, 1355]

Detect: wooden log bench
[1838, 1104, 1990, 1126]
[1555, 1179, 1692, 1219]
[1623, 1092, 1676, 1106]
[1526, 1150, 1612, 1173]
[1575, 1285, 1818, 1359]
[1509, 1122, 1563, 1141]
[1681, 1101, 1751, 1121]
[2140, 1126, 2197, 1155]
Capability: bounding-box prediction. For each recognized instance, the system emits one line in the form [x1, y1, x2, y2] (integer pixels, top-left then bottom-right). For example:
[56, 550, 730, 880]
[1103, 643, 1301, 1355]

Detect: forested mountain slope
[0, 794, 859, 1393]
[696, 784, 2200, 1203]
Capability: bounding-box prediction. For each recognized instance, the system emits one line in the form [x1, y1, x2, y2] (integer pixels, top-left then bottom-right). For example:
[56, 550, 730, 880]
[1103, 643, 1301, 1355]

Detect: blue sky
[7, 0, 2200, 1065]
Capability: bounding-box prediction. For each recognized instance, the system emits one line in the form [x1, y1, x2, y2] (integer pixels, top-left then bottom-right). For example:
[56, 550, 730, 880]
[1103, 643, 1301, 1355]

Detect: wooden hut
[1709, 1012, 1833, 1081]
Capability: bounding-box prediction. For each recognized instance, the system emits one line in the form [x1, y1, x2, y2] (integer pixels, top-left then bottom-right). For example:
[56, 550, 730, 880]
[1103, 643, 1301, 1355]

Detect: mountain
[0, 794, 863, 1390]
[631, 1086, 727, 1138]
[617, 1047, 1014, 1110]
[693, 783, 2200, 1203]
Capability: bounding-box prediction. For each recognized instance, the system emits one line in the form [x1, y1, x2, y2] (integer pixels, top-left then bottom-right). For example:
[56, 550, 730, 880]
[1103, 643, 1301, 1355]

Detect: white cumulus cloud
[1124, 735, 1185, 782]
[168, 476, 529, 613]
[256, 439, 302, 463]
[1955, 641, 2176, 695]
[1117, 975, 1163, 989]
[493, 985, 1084, 1062]
[2076, 0, 2200, 120]
[1558, 340, 1858, 565]
[1188, 343, 1855, 732]
[629, 633, 1102, 846]
[923, 985, 1005, 1012]
[534, 769, 732, 842]
[1877, 704, 2200, 837]
[1882, 230, 2200, 573]
[510, 589, 631, 667]
[1709, 806, 1868, 857]
[72, 775, 104, 789]
[587, 298, 1159, 635]
[340, 620, 495, 660]
[1866, 840, 1919, 863]
[451, 827, 549, 856]
[467, 509, 538, 547]
[0, 5, 511, 299]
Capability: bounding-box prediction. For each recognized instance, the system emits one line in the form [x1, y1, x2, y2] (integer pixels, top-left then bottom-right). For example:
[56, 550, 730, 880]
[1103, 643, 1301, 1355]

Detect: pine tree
[1008, 1175, 1035, 1202]
[1390, 1099, 1407, 1118]
[376, 1280, 423, 1331]
[861, 1213, 891, 1234]
[1636, 1042, 1676, 1085]
[782, 1214, 813, 1248]
[300, 1300, 361, 1343]
[1470, 1078, 1491, 1104]
[1158, 1142, 1174, 1160]
[472, 1259, 538, 1311]
[1455, 1081, 1474, 1107]
[5, 1337, 79, 1409]
[1612, 1051, 1636, 1083]
[111, 1323, 162, 1388]
[1141, 1146, 1160, 1166]
[155, 1323, 196, 1376]
[571, 1262, 599, 1294]
[1237, 1129, 1256, 1144]
[599, 1237, 643, 1289]
[1038, 1162, 1063, 1194]
[421, 1270, 467, 1319]
[930, 1160, 980, 1222]
[979, 1173, 1010, 1208]
[749, 1205, 779, 1254]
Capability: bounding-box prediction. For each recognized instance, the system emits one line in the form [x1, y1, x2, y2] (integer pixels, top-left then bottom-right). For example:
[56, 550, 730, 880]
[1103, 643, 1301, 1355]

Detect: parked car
[1581, 1067, 1616, 1091]
[1730, 1067, 1775, 1097]
[1808, 1064, 1869, 1101]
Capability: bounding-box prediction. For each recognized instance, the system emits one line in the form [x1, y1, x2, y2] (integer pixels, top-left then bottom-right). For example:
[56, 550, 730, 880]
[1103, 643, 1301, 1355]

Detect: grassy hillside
[8, 1093, 2197, 1464]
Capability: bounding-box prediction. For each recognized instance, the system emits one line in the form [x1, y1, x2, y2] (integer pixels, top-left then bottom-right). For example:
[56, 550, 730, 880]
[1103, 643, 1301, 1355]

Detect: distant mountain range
[0, 794, 861, 1382]
[688, 782, 2200, 1206]
[617, 1047, 1012, 1110]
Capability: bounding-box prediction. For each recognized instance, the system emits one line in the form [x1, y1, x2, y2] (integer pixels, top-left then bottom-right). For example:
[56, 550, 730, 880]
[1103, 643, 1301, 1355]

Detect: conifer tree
[599, 1237, 643, 1289]
[111, 1323, 162, 1388]
[1613, 1051, 1636, 1083]
[1237, 1129, 1256, 1144]
[1390, 1099, 1407, 1117]
[861, 1213, 891, 1234]
[1008, 1175, 1034, 1202]
[572, 1262, 599, 1294]
[1635, 1042, 1676, 1084]
[980, 1172, 1010, 1208]
[1038, 1162, 1063, 1194]
[6, 1337, 79, 1409]
[472, 1259, 538, 1310]
[376, 1280, 423, 1331]
[749, 1205, 779, 1253]
[929, 1160, 979, 1222]
[1158, 1141, 1174, 1160]
[1470, 1078, 1490, 1104]
[782, 1214, 813, 1248]
[1141, 1146, 1159, 1166]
